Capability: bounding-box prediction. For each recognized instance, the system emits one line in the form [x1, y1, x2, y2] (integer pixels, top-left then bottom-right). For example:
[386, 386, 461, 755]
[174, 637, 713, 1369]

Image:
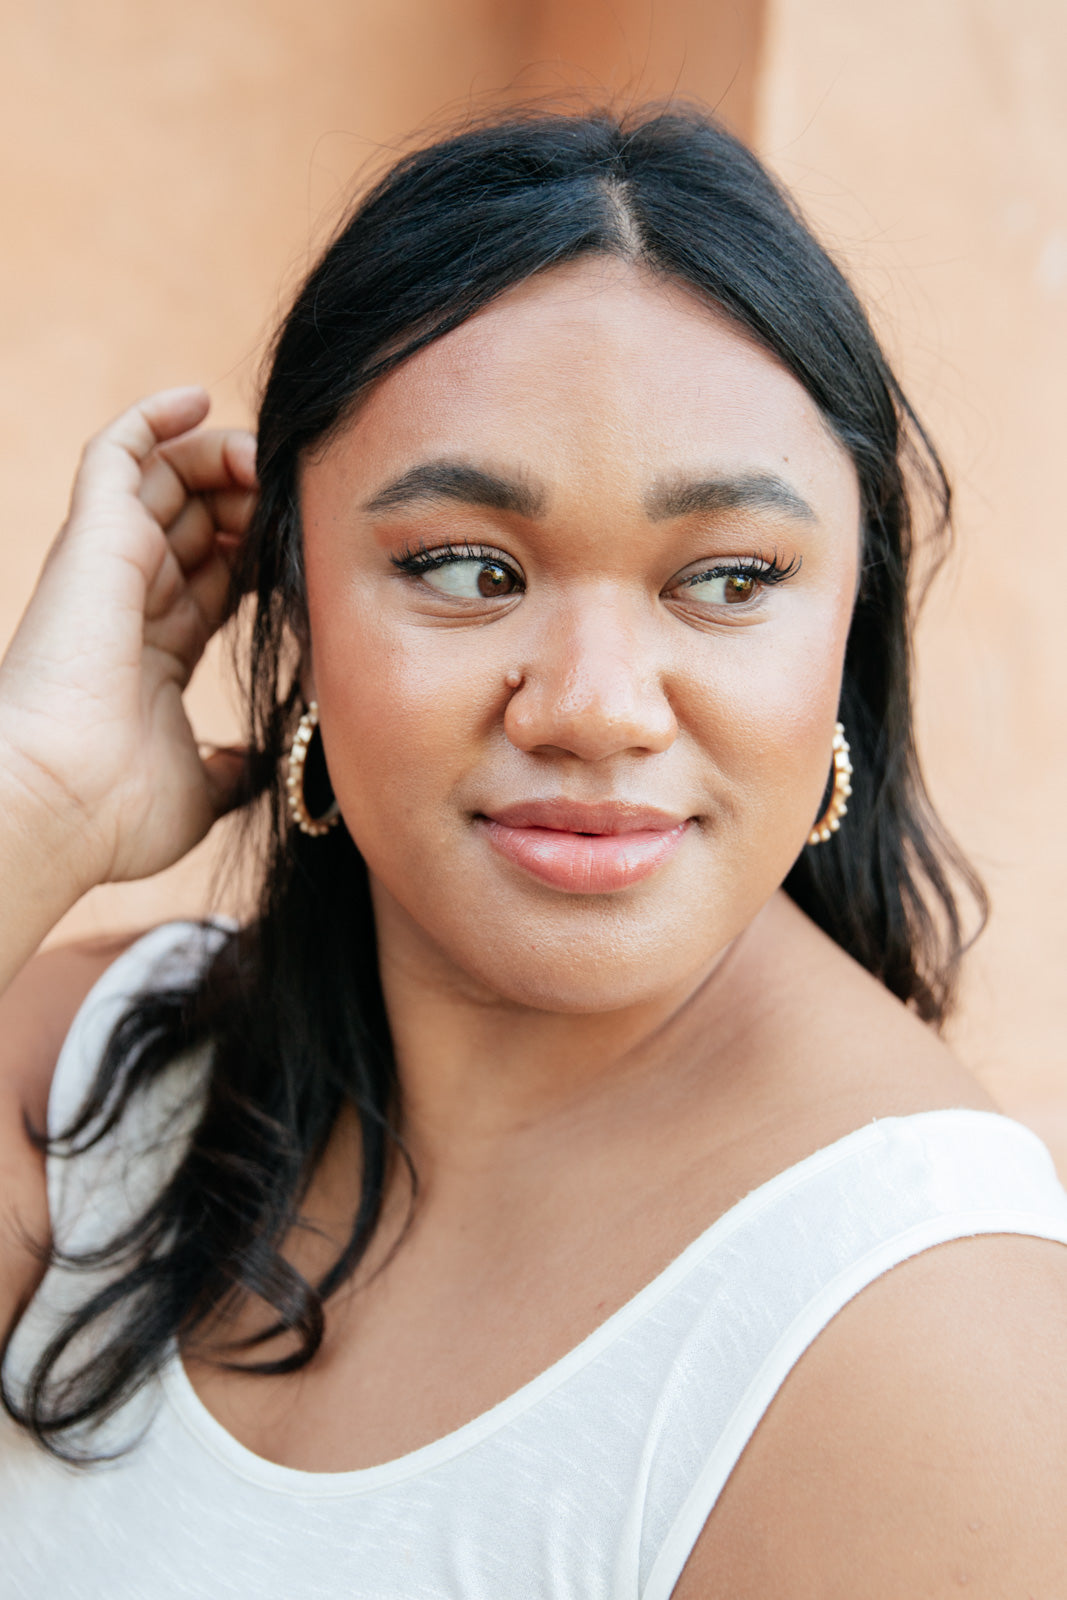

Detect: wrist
[0, 725, 102, 931]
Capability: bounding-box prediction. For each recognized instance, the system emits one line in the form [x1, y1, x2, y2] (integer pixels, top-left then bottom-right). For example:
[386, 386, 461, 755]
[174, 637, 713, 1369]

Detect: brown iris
[723, 574, 756, 603]
[477, 562, 516, 597]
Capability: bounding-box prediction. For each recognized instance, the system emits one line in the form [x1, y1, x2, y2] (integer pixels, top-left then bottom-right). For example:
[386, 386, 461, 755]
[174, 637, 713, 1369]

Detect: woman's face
[300, 257, 861, 1012]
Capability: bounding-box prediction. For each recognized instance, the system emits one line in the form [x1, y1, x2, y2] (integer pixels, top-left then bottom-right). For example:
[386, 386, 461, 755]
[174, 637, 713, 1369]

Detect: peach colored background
[1, 2, 1064, 1158]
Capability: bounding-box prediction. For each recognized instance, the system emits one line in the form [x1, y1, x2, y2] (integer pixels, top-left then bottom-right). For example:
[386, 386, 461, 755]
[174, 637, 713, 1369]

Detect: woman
[0, 105, 1065, 1596]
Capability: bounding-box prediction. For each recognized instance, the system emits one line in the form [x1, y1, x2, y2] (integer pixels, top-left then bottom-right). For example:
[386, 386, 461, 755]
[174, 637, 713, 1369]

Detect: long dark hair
[3, 103, 985, 1458]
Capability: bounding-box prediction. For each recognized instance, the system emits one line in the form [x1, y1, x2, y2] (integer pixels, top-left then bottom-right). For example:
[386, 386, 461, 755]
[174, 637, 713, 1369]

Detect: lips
[478, 800, 692, 894]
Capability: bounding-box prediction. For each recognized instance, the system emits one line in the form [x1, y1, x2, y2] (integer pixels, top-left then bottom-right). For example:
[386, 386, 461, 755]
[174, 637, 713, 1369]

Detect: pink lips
[479, 800, 691, 894]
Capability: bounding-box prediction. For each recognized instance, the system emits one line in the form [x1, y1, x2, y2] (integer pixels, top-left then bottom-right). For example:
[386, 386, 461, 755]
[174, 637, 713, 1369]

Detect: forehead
[315, 257, 856, 512]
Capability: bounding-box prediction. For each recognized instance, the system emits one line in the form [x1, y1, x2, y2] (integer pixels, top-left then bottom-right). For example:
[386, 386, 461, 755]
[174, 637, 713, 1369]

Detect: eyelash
[391, 540, 512, 578]
[675, 551, 802, 591]
[390, 542, 801, 595]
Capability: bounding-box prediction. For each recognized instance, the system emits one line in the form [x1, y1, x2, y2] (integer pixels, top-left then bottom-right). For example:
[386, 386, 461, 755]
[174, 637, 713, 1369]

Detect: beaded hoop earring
[286, 701, 340, 837]
[807, 722, 853, 846]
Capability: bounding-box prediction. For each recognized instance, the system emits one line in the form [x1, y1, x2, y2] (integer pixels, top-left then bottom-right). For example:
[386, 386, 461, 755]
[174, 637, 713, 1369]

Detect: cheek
[675, 602, 853, 853]
[306, 594, 489, 858]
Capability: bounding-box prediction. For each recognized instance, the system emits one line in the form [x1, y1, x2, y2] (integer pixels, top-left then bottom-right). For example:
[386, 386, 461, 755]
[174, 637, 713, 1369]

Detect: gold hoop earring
[286, 701, 340, 837]
[808, 722, 852, 846]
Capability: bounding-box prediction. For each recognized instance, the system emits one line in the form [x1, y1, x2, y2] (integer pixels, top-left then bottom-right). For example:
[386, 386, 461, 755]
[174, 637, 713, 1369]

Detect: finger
[162, 497, 216, 574]
[158, 490, 254, 586]
[144, 527, 236, 651]
[143, 558, 235, 691]
[223, 430, 257, 489]
[156, 427, 257, 498]
[70, 388, 211, 513]
[140, 430, 256, 531]
[200, 746, 253, 820]
[204, 487, 258, 537]
[139, 451, 189, 530]
[185, 545, 239, 634]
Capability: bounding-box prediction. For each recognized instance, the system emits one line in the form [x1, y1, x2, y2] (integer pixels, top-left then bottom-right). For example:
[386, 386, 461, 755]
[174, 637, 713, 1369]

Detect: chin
[369, 857, 764, 1016]
[427, 910, 730, 1015]
[469, 959, 690, 1015]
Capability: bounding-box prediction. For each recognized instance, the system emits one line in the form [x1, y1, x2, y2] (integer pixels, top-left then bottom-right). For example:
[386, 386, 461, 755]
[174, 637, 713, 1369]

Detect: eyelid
[389, 543, 797, 598]
[669, 551, 801, 589]
[391, 539, 519, 568]
[390, 540, 526, 604]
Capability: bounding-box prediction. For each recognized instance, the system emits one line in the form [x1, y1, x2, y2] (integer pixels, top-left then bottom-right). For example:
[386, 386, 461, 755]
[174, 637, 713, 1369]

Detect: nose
[503, 591, 678, 761]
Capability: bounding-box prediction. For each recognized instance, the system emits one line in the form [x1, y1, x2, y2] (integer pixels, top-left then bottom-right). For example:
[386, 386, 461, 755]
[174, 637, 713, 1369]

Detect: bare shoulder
[0, 930, 147, 1125]
[669, 897, 1066, 1594]
[675, 1231, 1067, 1598]
[748, 893, 995, 1125]
[0, 928, 146, 1329]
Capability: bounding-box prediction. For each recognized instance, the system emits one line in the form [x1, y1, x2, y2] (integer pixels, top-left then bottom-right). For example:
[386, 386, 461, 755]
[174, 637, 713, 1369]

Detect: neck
[371, 886, 788, 1183]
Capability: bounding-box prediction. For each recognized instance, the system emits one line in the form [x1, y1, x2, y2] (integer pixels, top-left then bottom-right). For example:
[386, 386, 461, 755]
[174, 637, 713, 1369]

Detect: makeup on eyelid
[389, 541, 801, 607]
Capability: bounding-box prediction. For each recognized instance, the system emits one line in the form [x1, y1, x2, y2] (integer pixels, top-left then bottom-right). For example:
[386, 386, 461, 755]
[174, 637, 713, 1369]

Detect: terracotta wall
[0, 0, 759, 941]
[0, 0, 525, 936]
[756, 0, 1067, 1159]
[2, 2, 1064, 1151]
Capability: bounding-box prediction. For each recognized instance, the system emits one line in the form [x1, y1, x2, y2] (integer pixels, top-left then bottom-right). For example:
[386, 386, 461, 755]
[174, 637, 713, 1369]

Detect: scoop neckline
[160, 1107, 1035, 1498]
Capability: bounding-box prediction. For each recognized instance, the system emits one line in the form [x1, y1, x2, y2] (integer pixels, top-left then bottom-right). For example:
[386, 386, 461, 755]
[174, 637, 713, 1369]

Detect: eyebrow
[363, 460, 816, 526]
[644, 472, 816, 523]
[363, 461, 545, 519]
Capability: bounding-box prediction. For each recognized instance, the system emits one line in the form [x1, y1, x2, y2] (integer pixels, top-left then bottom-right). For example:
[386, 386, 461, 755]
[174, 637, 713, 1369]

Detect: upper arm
[674, 1233, 1067, 1598]
[0, 934, 140, 1335]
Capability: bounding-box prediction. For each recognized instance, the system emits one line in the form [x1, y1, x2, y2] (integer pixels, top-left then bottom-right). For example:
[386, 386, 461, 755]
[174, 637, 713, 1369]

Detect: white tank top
[3, 919, 1067, 1599]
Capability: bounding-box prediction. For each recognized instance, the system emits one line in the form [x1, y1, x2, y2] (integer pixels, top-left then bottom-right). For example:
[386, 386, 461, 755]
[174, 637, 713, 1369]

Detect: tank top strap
[3, 920, 228, 1417]
[630, 1109, 1067, 1598]
[45, 919, 231, 1248]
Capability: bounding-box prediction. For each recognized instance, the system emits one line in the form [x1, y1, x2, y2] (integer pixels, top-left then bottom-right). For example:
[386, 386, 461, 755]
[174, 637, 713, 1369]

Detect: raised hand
[0, 387, 257, 904]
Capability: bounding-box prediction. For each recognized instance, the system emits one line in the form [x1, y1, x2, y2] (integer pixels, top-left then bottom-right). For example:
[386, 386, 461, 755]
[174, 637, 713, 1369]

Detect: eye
[669, 551, 801, 611]
[391, 543, 525, 600]
[676, 569, 760, 606]
[421, 557, 521, 599]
